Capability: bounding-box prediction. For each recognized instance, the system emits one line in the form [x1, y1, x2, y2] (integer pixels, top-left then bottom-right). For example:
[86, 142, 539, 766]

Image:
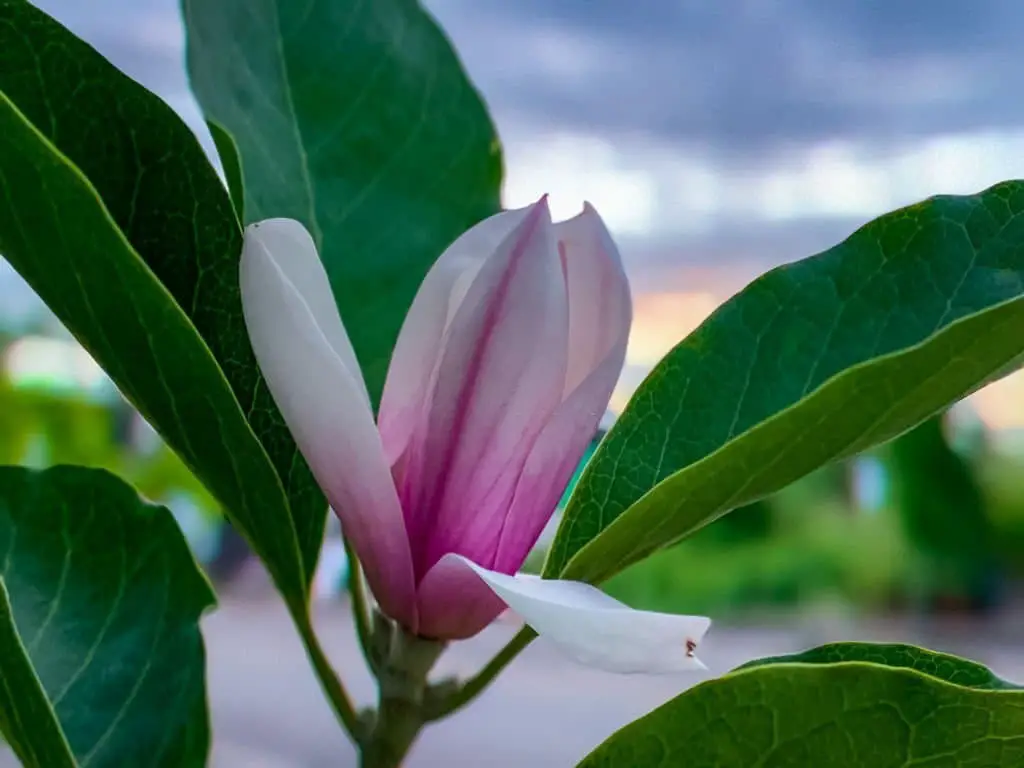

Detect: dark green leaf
[546, 182, 1024, 582]
[207, 119, 245, 222]
[0, 0, 323, 589]
[0, 87, 305, 598]
[183, 0, 504, 403]
[0, 466, 215, 767]
[737, 642, 1021, 690]
[578, 660, 1024, 767]
[0, 580, 75, 768]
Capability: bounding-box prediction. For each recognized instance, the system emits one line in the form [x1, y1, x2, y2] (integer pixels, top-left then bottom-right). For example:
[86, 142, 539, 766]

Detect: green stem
[344, 538, 375, 671]
[423, 625, 535, 721]
[359, 694, 423, 768]
[361, 627, 445, 768]
[290, 602, 366, 743]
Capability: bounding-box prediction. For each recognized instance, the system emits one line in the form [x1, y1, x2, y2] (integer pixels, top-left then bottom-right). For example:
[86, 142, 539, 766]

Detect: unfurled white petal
[240, 220, 417, 627]
[453, 556, 711, 674]
[244, 219, 370, 408]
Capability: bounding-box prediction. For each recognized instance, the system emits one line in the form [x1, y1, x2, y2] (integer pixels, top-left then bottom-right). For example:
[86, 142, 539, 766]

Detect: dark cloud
[28, 0, 1021, 164]
[428, 0, 1024, 158]
[3, 0, 1010, 320]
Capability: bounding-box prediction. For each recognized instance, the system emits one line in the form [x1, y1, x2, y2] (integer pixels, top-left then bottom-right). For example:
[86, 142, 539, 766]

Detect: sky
[4, 0, 1024, 424]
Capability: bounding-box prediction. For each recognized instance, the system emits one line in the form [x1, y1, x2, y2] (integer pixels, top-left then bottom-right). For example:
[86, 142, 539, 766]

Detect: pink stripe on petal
[398, 198, 570, 577]
[492, 204, 633, 573]
[241, 221, 417, 628]
[492, 351, 626, 574]
[378, 209, 533, 469]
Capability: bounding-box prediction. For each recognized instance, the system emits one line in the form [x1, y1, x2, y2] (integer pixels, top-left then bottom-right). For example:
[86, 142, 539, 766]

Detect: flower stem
[361, 624, 446, 768]
[344, 538, 375, 672]
[423, 625, 536, 721]
[289, 602, 366, 743]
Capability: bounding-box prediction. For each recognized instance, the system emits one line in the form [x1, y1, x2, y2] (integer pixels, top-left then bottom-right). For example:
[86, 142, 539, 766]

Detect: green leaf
[546, 181, 1024, 582]
[207, 120, 245, 222]
[183, 0, 504, 403]
[737, 642, 1022, 690]
[0, 0, 324, 589]
[578, 658, 1024, 767]
[0, 465, 215, 767]
[0, 580, 75, 768]
[0, 85, 306, 597]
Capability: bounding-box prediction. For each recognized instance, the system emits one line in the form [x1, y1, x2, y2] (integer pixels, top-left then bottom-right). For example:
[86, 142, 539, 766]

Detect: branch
[423, 625, 536, 721]
[344, 537, 375, 672]
[290, 603, 367, 743]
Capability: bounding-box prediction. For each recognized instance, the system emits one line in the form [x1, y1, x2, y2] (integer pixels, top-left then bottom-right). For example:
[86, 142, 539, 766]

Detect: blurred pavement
[5, 576, 1024, 767]
[202, 584, 1024, 767]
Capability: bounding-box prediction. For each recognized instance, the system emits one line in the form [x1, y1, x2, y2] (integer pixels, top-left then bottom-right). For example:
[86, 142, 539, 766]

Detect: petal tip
[244, 217, 316, 247]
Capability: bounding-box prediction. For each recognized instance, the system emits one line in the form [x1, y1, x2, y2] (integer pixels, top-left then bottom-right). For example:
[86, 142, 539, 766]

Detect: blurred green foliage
[0, 367, 215, 512]
[595, 479, 908, 617]
[883, 412, 999, 609]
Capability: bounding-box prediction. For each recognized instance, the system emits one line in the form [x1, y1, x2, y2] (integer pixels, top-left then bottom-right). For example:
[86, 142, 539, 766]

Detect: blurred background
[4, 1, 1024, 766]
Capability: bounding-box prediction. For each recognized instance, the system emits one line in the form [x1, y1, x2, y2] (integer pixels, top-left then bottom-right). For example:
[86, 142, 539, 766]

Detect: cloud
[421, 0, 1024, 250]
[8, 0, 1024, 324]
[429, 0, 1024, 156]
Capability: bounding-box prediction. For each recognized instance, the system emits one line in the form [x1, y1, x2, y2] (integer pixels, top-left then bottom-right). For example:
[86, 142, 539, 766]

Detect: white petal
[245, 219, 370, 408]
[378, 206, 534, 466]
[453, 556, 711, 674]
[240, 221, 417, 626]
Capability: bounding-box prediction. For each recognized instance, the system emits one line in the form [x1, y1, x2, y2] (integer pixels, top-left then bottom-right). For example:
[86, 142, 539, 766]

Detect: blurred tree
[884, 411, 1002, 613]
[701, 498, 775, 543]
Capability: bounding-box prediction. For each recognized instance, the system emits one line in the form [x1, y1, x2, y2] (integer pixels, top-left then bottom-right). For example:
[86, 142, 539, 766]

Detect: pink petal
[416, 554, 507, 640]
[397, 198, 570, 578]
[378, 208, 532, 467]
[240, 220, 416, 627]
[557, 203, 633, 397]
[493, 204, 633, 573]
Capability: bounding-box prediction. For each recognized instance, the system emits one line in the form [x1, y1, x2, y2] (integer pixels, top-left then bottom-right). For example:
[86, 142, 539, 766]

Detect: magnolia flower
[240, 197, 711, 673]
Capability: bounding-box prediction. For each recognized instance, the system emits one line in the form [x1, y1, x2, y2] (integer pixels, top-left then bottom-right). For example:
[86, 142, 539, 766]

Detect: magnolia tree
[0, 1, 1023, 766]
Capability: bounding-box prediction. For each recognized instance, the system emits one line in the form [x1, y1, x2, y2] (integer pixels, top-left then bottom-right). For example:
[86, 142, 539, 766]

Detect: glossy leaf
[183, 0, 504, 402]
[547, 181, 1024, 582]
[0, 0, 323, 590]
[0, 466, 214, 767]
[0, 580, 75, 768]
[0, 87, 306, 597]
[579, 653, 1024, 767]
[738, 642, 1022, 690]
[208, 119, 246, 222]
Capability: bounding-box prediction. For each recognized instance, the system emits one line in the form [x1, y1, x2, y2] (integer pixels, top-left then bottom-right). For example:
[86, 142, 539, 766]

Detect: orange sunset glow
[613, 288, 1024, 430]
